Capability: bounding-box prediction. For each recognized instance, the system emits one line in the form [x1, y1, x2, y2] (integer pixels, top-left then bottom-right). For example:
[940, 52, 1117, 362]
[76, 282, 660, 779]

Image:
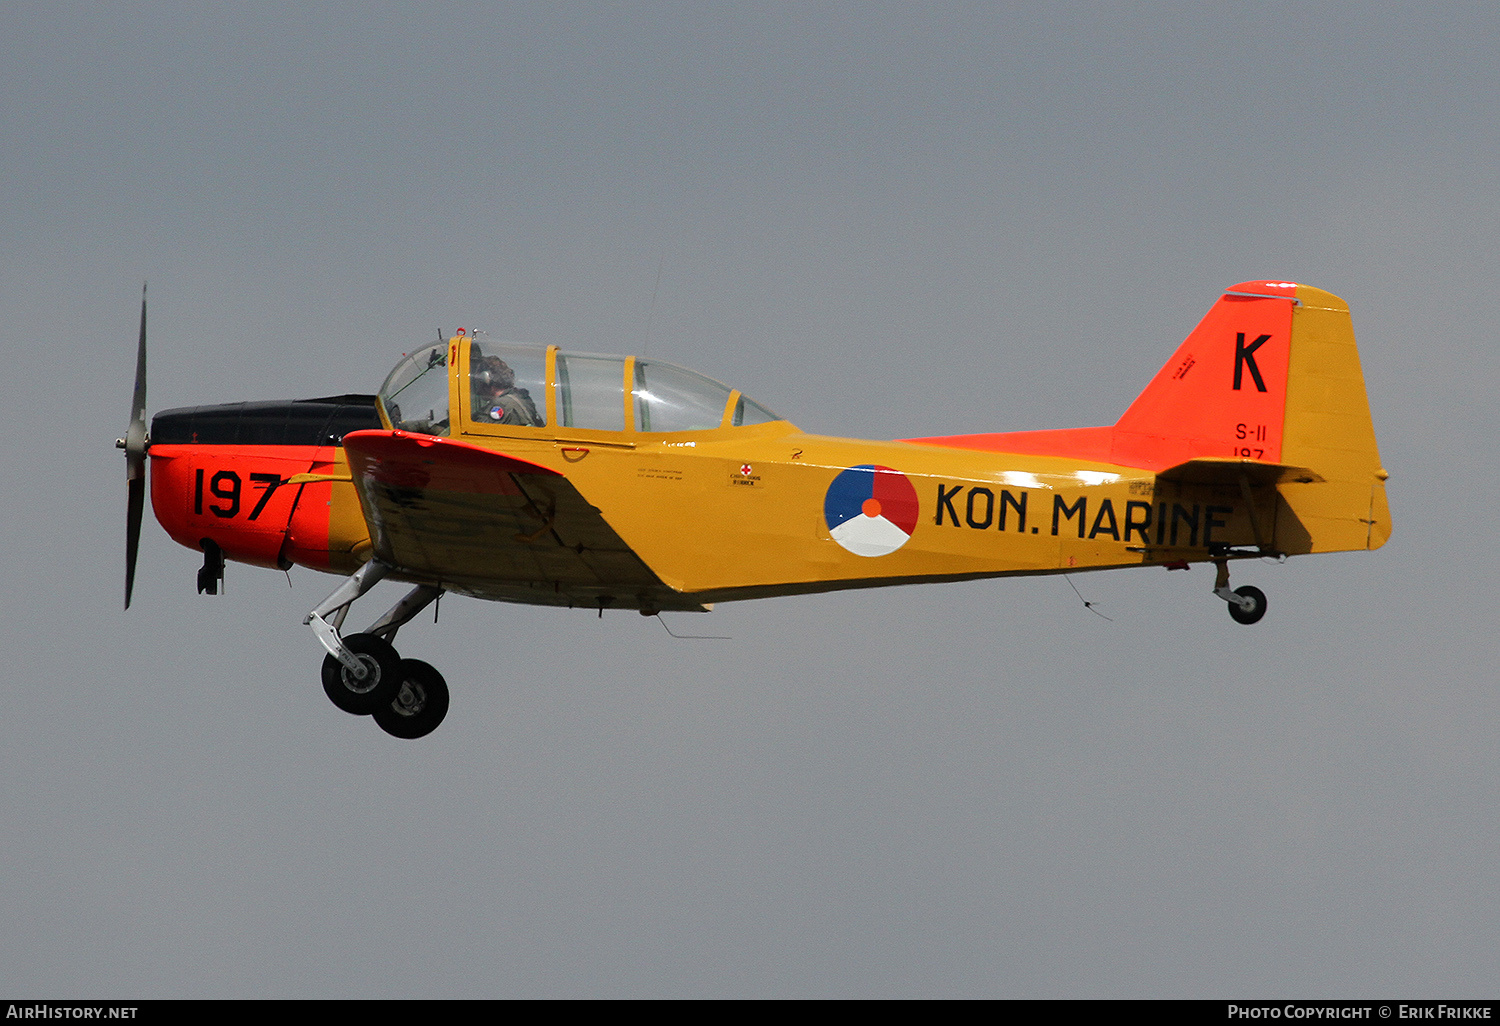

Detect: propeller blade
[126, 475, 143, 609]
[124, 284, 147, 609]
[131, 284, 147, 440]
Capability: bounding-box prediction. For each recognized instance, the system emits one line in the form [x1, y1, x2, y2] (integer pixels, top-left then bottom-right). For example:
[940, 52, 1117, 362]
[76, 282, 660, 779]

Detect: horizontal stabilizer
[1157, 458, 1324, 486]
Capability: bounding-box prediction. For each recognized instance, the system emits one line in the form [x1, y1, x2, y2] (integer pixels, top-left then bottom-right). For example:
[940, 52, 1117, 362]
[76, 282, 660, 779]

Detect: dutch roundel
[824, 465, 920, 557]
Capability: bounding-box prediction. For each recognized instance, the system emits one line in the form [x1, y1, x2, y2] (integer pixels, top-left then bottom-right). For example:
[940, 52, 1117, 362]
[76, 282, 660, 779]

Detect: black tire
[373, 659, 450, 739]
[321, 633, 402, 715]
[1228, 585, 1267, 625]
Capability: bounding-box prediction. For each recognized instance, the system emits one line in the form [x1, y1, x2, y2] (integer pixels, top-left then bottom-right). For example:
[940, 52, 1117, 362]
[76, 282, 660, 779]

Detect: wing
[341, 430, 704, 612]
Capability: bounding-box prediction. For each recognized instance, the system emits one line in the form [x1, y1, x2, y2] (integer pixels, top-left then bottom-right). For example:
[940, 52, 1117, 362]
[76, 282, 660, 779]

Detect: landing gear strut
[305, 560, 450, 738]
[1212, 558, 1267, 625]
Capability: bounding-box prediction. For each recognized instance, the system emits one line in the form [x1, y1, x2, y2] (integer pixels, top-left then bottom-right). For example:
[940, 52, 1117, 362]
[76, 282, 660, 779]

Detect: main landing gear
[305, 560, 450, 739]
[1212, 558, 1267, 625]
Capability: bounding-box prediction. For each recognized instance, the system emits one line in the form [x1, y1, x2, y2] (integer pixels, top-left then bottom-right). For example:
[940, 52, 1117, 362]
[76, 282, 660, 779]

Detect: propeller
[120, 284, 148, 609]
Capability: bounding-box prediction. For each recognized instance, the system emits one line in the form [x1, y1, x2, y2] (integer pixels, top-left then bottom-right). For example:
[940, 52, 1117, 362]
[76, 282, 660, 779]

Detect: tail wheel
[373, 659, 450, 740]
[321, 633, 402, 715]
[1227, 585, 1267, 625]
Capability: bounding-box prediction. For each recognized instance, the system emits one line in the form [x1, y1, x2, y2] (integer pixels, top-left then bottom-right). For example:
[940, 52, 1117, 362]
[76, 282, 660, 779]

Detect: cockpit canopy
[377, 335, 782, 438]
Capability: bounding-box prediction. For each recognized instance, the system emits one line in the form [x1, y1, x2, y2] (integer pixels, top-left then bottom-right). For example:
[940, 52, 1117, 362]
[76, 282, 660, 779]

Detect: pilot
[474, 356, 542, 427]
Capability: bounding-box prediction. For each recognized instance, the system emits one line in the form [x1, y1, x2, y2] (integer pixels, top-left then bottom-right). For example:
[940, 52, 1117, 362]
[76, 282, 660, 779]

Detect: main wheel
[321, 633, 402, 715]
[373, 659, 450, 739]
[1227, 585, 1267, 625]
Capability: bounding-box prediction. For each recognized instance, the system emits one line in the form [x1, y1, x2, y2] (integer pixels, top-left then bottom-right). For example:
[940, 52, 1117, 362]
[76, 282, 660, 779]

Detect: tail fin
[1112, 281, 1301, 469]
[906, 280, 1391, 553]
[1115, 280, 1389, 552]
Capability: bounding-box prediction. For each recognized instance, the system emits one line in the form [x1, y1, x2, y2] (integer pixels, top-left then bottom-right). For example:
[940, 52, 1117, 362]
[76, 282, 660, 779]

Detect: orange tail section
[1111, 281, 1296, 469]
[907, 281, 1390, 553]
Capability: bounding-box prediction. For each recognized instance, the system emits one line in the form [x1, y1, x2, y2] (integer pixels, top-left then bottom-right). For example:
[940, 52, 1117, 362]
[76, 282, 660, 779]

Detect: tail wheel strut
[1212, 559, 1267, 625]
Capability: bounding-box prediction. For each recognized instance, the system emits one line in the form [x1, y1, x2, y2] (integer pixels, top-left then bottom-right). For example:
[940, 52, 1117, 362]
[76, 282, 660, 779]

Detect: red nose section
[150, 444, 326, 570]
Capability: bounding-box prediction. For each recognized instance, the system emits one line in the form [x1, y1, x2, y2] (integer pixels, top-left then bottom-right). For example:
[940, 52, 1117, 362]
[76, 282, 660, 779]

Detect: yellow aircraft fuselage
[252, 280, 1388, 611]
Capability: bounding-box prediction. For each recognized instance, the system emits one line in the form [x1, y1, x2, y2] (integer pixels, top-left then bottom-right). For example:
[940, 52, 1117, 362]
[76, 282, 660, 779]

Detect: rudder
[1275, 284, 1391, 553]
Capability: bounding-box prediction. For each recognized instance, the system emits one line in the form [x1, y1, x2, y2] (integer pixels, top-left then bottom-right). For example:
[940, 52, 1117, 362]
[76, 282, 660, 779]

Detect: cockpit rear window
[632, 360, 734, 432]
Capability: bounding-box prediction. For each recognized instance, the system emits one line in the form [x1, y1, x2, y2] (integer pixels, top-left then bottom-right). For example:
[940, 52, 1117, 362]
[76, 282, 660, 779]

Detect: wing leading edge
[341, 430, 706, 612]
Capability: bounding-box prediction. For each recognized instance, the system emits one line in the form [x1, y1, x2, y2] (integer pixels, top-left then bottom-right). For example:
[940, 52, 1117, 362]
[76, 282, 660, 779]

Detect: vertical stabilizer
[1111, 282, 1298, 469]
[1112, 279, 1389, 553]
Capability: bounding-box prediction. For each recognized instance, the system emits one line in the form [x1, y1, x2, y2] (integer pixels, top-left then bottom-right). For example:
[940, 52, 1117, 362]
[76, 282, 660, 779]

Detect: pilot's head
[476, 357, 515, 394]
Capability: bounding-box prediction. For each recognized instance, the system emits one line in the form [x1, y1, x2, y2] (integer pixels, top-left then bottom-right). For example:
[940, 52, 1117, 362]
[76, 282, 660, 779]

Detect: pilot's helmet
[475, 356, 515, 392]
[477, 358, 513, 396]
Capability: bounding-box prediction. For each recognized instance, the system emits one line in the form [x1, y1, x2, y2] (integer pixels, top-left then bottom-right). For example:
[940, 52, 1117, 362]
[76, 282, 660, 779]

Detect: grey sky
[3, 1, 1496, 997]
